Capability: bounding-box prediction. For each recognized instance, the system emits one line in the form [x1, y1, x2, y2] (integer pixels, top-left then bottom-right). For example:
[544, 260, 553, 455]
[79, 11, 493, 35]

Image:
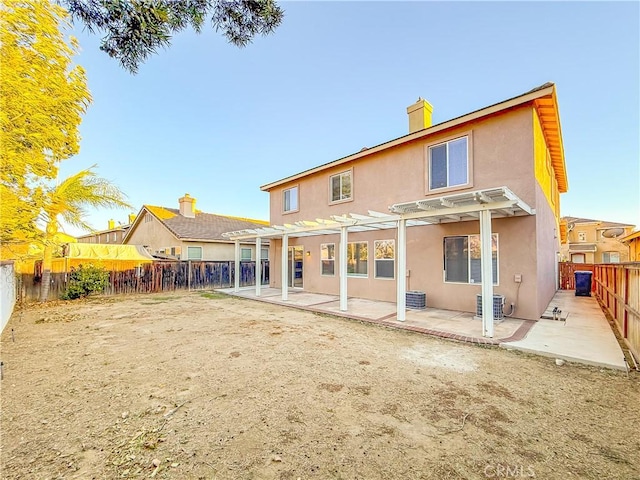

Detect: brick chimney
[179, 194, 196, 218]
[108, 219, 115, 229]
[407, 97, 433, 133]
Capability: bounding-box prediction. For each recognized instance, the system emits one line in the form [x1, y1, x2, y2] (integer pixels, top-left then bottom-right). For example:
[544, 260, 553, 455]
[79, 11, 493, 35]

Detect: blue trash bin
[575, 270, 592, 296]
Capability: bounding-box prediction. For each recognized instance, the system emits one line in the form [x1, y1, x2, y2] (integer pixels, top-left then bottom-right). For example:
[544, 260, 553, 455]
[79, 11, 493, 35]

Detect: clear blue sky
[60, 1, 640, 235]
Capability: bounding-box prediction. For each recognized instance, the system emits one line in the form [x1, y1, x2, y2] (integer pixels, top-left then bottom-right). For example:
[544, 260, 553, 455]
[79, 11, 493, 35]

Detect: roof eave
[261, 84, 557, 191]
[534, 86, 568, 193]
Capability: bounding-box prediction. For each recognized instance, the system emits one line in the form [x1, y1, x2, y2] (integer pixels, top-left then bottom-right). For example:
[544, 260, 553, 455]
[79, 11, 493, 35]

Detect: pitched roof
[562, 216, 635, 229]
[261, 82, 567, 193]
[142, 206, 269, 242]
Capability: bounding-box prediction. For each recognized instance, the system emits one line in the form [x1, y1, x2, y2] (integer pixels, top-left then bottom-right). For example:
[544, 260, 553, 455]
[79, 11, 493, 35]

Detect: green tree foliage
[63, 0, 285, 73]
[61, 264, 109, 300]
[40, 167, 131, 301]
[0, 0, 91, 244]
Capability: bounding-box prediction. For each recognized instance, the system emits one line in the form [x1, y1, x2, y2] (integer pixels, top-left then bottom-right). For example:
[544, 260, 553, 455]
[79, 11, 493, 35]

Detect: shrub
[61, 264, 109, 300]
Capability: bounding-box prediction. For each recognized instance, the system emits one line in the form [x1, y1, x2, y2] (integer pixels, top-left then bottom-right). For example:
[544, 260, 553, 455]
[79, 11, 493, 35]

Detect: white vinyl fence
[1, 261, 16, 333]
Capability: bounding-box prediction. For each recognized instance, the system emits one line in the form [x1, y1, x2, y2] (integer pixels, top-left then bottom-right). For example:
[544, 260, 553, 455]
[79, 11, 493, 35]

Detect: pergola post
[282, 234, 288, 301]
[396, 217, 407, 321]
[479, 209, 494, 337]
[340, 225, 348, 311]
[234, 240, 240, 293]
[255, 237, 262, 297]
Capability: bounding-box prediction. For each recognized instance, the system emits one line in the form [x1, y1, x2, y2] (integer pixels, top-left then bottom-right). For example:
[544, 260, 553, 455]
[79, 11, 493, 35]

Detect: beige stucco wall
[560, 223, 633, 263]
[192, 242, 264, 262]
[534, 185, 561, 315]
[125, 215, 178, 252]
[270, 106, 536, 225]
[125, 214, 264, 261]
[265, 103, 566, 320]
[269, 215, 544, 320]
[77, 230, 126, 244]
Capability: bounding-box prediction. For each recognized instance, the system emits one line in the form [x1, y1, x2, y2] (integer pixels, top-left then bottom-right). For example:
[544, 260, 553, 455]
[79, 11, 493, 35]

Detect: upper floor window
[330, 170, 352, 203]
[260, 247, 269, 260]
[241, 248, 252, 261]
[283, 186, 298, 213]
[602, 252, 620, 263]
[444, 234, 498, 285]
[428, 136, 469, 191]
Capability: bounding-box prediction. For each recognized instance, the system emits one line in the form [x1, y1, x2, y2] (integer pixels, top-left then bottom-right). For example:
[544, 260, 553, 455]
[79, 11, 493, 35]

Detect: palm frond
[44, 166, 132, 232]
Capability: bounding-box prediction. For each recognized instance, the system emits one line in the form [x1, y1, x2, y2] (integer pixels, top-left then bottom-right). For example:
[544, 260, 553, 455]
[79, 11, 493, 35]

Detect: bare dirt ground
[1, 291, 639, 480]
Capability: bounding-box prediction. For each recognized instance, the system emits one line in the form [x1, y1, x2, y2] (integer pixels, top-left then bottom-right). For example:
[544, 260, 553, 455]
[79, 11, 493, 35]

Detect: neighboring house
[0, 231, 77, 274]
[77, 215, 136, 244]
[620, 230, 640, 262]
[224, 82, 568, 330]
[123, 194, 269, 261]
[560, 217, 635, 263]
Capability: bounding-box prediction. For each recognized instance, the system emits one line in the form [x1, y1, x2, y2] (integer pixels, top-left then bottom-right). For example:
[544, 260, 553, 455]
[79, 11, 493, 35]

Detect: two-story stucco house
[224, 83, 568, 336]
[77, 215, 136, 245]
[559, 216, 635, 263]
[124, 194, 269, 261]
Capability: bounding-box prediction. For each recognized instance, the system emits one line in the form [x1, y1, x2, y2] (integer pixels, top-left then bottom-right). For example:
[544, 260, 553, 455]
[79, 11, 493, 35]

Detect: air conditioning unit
[476, 294, 505, 320]
[406, 290, 426, 310]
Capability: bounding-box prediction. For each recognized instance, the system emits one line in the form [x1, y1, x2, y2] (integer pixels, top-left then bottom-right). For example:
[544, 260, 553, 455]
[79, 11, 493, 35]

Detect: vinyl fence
[1, 261, 16, 332]
[18, 260, 269, 303]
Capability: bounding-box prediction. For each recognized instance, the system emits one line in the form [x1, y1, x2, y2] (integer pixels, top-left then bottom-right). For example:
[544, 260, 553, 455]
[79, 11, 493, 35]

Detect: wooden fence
[18, 260, 269, 303]
[558, 262, 595, 291]
[593, 263, 640, 363]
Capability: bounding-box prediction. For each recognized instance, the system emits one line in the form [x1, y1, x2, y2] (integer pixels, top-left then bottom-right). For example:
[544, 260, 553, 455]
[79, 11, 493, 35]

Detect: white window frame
[427, 134, 471, 193]
[260, 247, 269, 260]
[329, 169, 352, 204]
[187, 246, 203, 260]
[320, 243, 335, 276]
[347, 241, 368, 277]
[603, 252, 620, 263]
[374, 240, 395, 280]
[241, 248, 252, 261]
[443, 234, 499, 285]
[283, 185, 299, 213]
[572, 253, 586, 264]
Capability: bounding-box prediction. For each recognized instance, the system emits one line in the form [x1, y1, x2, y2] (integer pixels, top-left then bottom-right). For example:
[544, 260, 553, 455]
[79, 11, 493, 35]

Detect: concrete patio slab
[501, 290, 627, 370]
[219, 287, 626, 370]
[220, 287, 532, 345]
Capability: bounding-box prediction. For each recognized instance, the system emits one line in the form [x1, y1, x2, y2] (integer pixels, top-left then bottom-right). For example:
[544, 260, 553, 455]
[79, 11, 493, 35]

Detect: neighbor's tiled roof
[562, 216, 635, 228]
[145, 205, 269, 242]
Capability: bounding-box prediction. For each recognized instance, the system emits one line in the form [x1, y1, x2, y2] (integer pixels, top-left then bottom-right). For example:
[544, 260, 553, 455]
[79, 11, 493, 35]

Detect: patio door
[288, 246, 304, 288]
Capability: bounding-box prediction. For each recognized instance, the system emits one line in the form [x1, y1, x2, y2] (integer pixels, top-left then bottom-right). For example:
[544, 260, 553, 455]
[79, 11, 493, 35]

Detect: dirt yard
[1, 291, 638, 479]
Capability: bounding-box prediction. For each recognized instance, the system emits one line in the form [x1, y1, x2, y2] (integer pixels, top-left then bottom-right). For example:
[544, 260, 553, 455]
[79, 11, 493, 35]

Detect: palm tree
[39, 166, 131, 301]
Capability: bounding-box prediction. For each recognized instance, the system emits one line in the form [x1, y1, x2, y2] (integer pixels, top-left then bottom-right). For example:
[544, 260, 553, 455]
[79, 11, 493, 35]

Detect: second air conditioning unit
[476, 294, 505, 321]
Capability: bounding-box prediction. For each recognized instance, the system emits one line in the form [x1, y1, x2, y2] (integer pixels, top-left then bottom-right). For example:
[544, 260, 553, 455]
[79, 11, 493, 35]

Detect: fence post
[188, 260, 191, 291]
